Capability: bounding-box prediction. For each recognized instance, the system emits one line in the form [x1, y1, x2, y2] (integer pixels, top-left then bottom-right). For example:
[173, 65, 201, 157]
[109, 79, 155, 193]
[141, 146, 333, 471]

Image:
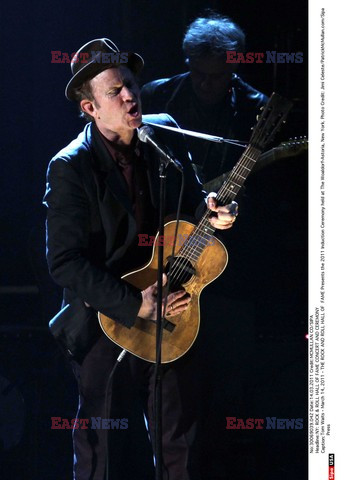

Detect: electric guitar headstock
[277, 137, 308, 156]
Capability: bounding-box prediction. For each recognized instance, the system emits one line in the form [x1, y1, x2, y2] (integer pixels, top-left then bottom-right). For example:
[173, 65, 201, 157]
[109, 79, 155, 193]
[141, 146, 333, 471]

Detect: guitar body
[98, 220, 228, 363]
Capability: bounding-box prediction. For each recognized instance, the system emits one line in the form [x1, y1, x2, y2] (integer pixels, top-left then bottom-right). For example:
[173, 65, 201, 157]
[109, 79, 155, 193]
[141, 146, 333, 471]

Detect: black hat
[65, 38, 144, 101]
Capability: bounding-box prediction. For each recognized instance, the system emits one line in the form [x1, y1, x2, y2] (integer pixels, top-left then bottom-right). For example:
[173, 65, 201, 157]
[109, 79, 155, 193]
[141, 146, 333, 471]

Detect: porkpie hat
[65, 38, 144, 101]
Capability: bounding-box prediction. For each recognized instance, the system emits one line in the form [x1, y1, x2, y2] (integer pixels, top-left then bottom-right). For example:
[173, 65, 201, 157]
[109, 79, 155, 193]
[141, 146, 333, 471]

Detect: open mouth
[128, 104, 140, 117]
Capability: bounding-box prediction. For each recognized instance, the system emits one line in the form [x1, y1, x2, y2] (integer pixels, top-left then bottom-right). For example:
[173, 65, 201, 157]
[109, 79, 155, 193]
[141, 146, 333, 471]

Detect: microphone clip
[137, 125, 183, 173]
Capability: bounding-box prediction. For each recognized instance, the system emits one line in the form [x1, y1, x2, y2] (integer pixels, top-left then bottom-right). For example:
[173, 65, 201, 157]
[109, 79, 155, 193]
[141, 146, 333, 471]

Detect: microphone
[137, 125, 183, 172]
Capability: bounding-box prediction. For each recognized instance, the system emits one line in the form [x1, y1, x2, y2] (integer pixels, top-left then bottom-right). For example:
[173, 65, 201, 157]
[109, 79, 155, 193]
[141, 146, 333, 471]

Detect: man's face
[85, 66, 142, 143]
[188, 55, 236, 106]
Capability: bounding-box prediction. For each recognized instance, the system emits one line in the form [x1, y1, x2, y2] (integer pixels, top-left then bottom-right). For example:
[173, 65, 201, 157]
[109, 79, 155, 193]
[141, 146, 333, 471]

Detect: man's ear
[80, 99, 97, 118]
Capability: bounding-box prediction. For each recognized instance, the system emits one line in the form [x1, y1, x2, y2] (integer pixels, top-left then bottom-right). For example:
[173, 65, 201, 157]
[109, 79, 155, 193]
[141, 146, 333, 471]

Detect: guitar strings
[168, 145, 261, 286]
[169, 146, 260, 285]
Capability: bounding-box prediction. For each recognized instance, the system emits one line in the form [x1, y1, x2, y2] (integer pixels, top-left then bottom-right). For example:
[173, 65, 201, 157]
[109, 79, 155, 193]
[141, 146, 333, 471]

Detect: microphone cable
[104, 349, 127, 480]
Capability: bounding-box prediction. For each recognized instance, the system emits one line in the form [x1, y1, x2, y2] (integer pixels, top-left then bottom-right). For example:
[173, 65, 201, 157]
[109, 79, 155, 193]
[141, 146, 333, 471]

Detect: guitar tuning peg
[256, 115, 260, 121]
[260, 106, 264, 111]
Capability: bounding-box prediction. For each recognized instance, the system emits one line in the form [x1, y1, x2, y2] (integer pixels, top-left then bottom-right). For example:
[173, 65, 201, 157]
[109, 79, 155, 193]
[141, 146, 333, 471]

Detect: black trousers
[71, 334, 201, 480]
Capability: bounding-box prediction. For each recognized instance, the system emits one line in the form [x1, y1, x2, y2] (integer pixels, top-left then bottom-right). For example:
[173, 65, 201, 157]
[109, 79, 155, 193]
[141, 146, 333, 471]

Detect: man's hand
[207, 193, 238, 230]
[138, 274, 191, 322]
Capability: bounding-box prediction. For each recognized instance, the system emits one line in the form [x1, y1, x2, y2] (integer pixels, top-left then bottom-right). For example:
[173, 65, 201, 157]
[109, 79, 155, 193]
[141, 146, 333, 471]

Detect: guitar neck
[215, 145, 261, 205]
[178, 145, 261, 263]
[202, 146, 261, 193]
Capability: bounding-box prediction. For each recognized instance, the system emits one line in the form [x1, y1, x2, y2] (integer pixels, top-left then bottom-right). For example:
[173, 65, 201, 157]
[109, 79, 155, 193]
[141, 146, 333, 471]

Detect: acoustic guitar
[98, 93, 293, 363]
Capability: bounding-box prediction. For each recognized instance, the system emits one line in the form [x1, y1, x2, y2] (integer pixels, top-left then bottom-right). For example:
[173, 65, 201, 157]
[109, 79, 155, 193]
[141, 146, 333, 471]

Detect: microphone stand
[137, 125, 184, 480]
[154, 157, 168, 480]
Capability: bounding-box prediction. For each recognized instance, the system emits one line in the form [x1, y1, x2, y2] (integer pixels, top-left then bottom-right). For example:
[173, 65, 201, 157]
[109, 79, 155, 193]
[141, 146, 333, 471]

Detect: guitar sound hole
[165, 256, 195, 291]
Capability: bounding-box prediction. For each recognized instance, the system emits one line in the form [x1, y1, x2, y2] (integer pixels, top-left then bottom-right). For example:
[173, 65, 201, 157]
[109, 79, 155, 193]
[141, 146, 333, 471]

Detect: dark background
[0, 0, 308, 479]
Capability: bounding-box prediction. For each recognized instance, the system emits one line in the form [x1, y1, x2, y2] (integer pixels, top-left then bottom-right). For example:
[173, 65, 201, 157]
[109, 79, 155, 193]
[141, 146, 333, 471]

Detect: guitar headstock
[250, 93, 293, 151]
[279, 136, 308, 152]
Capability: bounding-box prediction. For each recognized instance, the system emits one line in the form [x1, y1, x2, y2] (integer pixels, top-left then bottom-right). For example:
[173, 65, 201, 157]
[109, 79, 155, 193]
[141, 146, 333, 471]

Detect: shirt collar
[95, 124, 141, 166]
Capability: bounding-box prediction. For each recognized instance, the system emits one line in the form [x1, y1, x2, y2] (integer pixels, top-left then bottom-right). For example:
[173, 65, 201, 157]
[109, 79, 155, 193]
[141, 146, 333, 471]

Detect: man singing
[44, 38, 237, 479]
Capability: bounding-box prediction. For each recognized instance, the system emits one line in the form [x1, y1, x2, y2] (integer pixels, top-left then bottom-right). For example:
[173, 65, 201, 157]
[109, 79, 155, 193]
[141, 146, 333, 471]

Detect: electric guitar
[201, 137, 308, 192]
[98, 93, 293, 363]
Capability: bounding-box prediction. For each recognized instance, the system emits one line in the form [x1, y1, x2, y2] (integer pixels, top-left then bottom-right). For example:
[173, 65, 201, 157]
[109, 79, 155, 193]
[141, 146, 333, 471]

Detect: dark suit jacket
[44, 114, 204, 335]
